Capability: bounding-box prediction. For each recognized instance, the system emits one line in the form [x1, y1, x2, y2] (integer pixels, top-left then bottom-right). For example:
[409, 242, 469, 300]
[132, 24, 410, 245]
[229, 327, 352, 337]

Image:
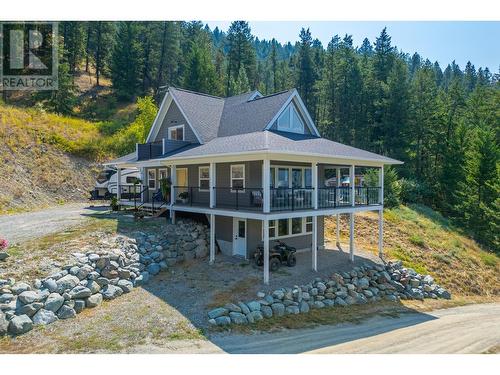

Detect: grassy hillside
[0, 104, 113, 213]
[326, 205, 500, 297]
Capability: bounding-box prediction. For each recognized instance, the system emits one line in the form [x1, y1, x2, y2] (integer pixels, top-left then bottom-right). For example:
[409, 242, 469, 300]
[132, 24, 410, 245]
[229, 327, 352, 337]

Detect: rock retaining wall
[0, 219, 209, 336]
[207, 261, 451, 326]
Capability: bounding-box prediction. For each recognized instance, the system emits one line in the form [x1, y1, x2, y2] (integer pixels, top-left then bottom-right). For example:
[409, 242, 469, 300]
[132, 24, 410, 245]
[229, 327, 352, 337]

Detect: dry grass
[325, 205, 500, 297]
[207, 276, 261, 309]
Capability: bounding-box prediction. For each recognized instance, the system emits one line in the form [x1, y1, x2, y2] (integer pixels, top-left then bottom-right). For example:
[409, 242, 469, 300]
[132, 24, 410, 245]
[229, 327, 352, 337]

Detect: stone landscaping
[0, 219, 209, 336]
[207, 260, 451, 326]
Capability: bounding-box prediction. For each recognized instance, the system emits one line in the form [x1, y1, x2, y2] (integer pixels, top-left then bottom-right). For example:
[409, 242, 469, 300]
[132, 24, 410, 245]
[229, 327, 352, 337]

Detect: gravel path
[135, 303, 500, 354]
[0, 203, 108, 244]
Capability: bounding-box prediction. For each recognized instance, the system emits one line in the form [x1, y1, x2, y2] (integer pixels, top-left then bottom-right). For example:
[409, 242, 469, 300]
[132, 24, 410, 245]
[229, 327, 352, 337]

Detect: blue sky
[205, 21, 499, 72]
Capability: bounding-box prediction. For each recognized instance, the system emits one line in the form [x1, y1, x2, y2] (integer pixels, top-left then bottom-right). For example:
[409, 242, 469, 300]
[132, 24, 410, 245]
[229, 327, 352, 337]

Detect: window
[230, 164, 245, 191]
[270, 166, 312, 188]
[277, 168, 289, 188]
[292, 168, 303, 188]
[126, 176, 136, 184]
[306, 216, 313, 233]
[199, 166, 210, 191]
[278, 219, 289, 237]
[276, 103, 305, 134]
[292, 217, 302, 234]
[269, 220, 276, 238]
[168, 125, 184, 141]
[147, 169, 156, 190]
[159, 169, 168, 181]
[266, 217, 313, 239]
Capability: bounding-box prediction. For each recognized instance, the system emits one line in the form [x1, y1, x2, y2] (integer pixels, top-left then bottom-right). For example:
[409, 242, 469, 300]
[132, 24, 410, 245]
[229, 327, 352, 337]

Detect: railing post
[312, 162, 318, 210]
[379, 166, 384, 205]
[292, 187, 295, 211]
[263, 158, 270, 213]
[190, 187, 193, 206]
[209, 162, 216, 208]
[350, 165, 355, 207]
[334, 187, 337, 208]
[367, 187, 370, 205]
[236, 188, 239, 210]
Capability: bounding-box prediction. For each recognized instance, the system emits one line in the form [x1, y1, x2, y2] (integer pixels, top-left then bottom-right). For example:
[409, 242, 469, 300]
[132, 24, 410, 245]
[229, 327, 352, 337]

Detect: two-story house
[105, 87, 402, 284]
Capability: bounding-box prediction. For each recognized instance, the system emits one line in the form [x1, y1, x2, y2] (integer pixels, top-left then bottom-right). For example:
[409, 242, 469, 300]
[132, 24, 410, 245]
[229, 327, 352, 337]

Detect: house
[105, 87, 402, 284]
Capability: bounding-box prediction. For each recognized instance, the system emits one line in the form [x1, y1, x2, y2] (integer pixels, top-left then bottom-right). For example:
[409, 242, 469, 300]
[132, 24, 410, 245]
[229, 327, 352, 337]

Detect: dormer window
[276, 103, 305, 134]
[168, 125, 184, 141]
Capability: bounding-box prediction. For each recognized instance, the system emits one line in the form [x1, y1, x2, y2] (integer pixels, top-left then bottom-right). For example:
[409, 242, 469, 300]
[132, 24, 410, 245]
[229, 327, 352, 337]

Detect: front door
[232, 218, 247, 258]
[176, 168, 188, 187]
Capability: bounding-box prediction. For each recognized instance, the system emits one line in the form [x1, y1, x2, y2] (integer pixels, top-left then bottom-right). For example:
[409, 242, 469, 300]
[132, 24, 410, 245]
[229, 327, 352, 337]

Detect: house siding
[155, 100, 198, 143]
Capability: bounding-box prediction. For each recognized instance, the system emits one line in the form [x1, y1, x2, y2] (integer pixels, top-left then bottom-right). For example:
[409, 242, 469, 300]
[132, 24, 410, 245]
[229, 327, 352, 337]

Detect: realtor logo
[0, 22, 58, 91]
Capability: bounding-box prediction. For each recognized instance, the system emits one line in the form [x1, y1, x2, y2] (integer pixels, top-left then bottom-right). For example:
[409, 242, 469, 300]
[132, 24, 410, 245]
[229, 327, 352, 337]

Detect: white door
[232, 218, 247, 257]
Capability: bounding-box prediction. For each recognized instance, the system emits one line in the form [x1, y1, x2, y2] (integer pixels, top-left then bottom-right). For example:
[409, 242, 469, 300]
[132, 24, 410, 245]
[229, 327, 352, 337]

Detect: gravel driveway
[0, 203, 109, 244]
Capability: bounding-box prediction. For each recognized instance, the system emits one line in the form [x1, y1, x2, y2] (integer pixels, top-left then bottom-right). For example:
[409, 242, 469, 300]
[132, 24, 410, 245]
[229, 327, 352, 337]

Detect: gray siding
[155, 100, 199, 143]
[269, 101, 312, 135]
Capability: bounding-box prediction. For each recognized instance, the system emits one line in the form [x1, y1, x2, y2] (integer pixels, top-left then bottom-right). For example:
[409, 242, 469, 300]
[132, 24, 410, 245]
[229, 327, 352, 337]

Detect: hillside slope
[0, 104, 107, 213]
[326, 205, 499, 297]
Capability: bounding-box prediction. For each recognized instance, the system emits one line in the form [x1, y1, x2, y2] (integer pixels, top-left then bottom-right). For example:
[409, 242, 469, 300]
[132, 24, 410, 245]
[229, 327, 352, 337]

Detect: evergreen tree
[155, 21, 181, 94]
[226, 21, 256, 94]
[89, 21, 115, 86]
[464, 61, 477, 93]
[183, 36, 220, 95]
[111, 22, 142, 100]
[373, 27, 395, 82]
[61, 21, 85, 74]
[296, 28, 317, 114]
[358, 38, 373, 56]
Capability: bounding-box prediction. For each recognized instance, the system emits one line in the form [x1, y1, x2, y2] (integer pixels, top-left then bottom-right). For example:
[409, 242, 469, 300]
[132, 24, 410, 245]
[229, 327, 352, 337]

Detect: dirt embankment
[0, 105, 102, 214]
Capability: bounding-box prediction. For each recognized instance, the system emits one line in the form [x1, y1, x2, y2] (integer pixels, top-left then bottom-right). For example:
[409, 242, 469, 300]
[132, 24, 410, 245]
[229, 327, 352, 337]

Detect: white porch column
[140, 167, 146, 203]
[349, 213, 355, 262]
[116, 167, 122, 201]
[210, 214, 215, 264]
[312, 163, 318, 209]
[263, 219, 270, 284]
[209, 162, 216, 208]
[263, 158, 270, 213]
[312, 215, 318, 271]
[379, 165, 384, 205]
[336, 214, 341, 248]
[378, 209, 383, 258]
[350, 164, 355, 206]
[170, 165, 177, 223]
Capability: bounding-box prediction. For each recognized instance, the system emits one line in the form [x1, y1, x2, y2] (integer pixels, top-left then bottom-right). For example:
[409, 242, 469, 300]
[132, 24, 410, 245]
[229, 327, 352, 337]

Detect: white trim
[145, 89, 204, 144]
[271, 164, 312, 188]
[232, 217, 247, 258]
[147, 169, 156, 190]
[230, 164, 245, 192]
[198, 165, 210, 192]
[264, 89, 321, 137]
[168, 124, 185, 141]
[266, 216, 313, 240]
[248, 91, 263, 101]
[158, 168, 168, 181]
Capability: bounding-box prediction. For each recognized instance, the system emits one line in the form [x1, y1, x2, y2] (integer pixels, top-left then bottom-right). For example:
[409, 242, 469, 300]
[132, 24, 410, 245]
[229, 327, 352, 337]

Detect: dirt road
[145, 303, 500, 354]
[0, 203, 108, 244]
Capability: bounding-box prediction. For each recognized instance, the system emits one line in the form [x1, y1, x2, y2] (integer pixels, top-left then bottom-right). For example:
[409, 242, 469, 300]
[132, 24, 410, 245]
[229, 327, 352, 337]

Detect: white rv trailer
[91, 167, 141, 200]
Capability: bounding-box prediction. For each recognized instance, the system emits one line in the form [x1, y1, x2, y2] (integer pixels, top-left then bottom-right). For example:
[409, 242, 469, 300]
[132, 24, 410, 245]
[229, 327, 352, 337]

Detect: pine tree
[270, 39, 278, 92]
[61, 21, 85, 74]
[296, 28, 317, 114]
[155, 21, 181, 94]
[226, 21, 256, 94]
[464, 61, 477, 93]
[111, 22, 142, 100]
[358, 38, 373, 56]
[183, 36, 220, 95]
[89, 21, 115, 86]
[373, 27, 395, 82]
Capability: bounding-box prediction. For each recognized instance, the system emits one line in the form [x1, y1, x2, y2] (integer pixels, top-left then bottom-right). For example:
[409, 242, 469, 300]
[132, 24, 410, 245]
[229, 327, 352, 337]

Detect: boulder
[224, 303, 242, 313]
[313, 301, 325, 309]
[11, 282, 31, 295]
[237, 302, 250, 315]
[117, 279, 133, 293]
[32, 309, 58, 325]
[74, 299, 86, 313]
[271, 303, 285, 317]
[0, 312, 8, 335]
[261, 305, 273, 318]
[69, 286, 92, 299]
[229, 312, 247, 325]
[85, 293, 103, 308]
[8, 314, 33, 335]
[101, 268, 119, 279]
[323, 299, 335, 307]
[86, 280, 101, 294]
[436, 288, 451, 300]
[285, 306, 300, 315]
[57, 305, 76, 319]
[18, 291, 42, 305]
[207, 307, 228, 319]
[43, 279, 58, 293]
[247, 310, 264, 322]
[16, 302, 43, 317]
[246, 301, 261, 312]
[0, 293, 13, 303]
[358, 278, 370, 289]
[215, 316, 231, 326]
[299, 300, 310, 313]
[56, 275, 80, 293]
[0, 252, 9, 261]
[102, 285, 123, 300]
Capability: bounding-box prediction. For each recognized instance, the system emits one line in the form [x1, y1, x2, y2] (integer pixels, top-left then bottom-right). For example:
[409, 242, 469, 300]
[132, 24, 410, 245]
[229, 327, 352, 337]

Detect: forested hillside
[1, 21, 498, 252]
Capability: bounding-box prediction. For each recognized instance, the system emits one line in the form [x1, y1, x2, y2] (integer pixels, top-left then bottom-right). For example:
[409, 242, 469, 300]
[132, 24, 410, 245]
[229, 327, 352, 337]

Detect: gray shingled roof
[168, 87, 295, 142]
[164, 130, 402, 164]
[103, 152, 137, 165]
